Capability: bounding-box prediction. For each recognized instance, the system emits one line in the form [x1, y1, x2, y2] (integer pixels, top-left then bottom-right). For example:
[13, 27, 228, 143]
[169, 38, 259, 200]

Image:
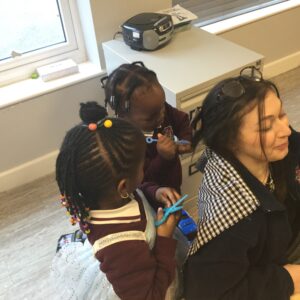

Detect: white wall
[0, 78, 103, 190]
[0, 0, 171, 192]
[219, 6, 300, 77]
[1, 1, 300, 192]
[90, 0, 171, 67]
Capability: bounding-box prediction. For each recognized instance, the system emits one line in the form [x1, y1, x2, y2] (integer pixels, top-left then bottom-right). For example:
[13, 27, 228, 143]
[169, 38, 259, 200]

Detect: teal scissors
[145, 137, 190, 145]
[155, 194, 188, 227]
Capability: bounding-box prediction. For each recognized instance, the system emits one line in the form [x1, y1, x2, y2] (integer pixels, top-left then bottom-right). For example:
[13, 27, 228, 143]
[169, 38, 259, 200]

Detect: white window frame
[185, 0, 289, 27]
[199, 0, 300, 34]
[0, 0, 86, 86]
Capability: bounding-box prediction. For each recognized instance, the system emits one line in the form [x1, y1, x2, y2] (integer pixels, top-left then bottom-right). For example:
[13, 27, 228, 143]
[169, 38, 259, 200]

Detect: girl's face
[235, 90, 291, 164]
[127, 84, 165, 132]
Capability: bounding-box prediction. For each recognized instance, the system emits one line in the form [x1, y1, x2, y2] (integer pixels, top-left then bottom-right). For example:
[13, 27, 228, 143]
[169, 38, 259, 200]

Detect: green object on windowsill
[31, 72, 39, 79]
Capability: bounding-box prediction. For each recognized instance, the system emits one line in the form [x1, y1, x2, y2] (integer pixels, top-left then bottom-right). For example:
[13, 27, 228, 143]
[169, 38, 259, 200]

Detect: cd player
[122, 13, 174, 51]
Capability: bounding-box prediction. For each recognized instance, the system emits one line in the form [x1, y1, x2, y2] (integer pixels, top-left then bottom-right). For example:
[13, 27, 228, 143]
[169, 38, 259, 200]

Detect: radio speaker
[143, 30, 159, 50]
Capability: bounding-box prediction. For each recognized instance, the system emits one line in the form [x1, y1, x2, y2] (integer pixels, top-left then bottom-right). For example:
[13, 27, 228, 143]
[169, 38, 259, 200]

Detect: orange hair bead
[70, 218, 77, 225]
[88, 123, 97, 131]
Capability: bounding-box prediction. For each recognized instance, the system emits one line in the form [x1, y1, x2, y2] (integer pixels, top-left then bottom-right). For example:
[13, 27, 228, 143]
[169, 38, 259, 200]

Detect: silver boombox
[122, 13, 174, 51]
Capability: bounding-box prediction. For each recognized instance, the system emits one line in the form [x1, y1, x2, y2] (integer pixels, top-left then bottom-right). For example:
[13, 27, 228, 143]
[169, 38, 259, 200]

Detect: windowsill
[199, 0, 300, 34]
[0, 62, 104, 109]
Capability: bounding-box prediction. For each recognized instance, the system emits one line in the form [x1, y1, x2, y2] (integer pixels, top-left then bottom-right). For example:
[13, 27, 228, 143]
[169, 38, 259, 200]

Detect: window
[0, 0, 86, 86]
[173, 0, 289, 26]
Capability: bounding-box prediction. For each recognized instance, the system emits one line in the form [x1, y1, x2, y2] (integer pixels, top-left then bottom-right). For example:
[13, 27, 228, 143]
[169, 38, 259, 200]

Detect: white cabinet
[102, 27, 264, 212]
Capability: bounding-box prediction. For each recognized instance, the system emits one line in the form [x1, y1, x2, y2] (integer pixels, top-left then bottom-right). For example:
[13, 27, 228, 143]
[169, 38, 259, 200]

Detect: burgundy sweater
[83, 191, 177, 300]
[142, 103, 192, 206]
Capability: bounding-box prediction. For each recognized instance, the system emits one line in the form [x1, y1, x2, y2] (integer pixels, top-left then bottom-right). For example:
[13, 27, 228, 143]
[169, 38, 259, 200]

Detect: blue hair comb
[145, 137, 190, 145]
[155, 194, 188, 227]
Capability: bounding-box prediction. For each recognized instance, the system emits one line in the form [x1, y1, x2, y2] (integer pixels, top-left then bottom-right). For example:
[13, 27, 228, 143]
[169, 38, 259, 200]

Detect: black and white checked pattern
[189, 148, 260, 256]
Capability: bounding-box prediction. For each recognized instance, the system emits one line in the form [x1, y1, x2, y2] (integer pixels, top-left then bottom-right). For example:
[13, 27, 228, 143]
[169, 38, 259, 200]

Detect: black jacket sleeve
[184, 215, 294, 300]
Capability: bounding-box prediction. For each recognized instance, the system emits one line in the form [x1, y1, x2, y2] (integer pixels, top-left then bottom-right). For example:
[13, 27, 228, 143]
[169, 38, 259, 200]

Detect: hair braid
[191, 75, 288, 202]
[56, 102, 145, 233]
[102, 62, 158, 116]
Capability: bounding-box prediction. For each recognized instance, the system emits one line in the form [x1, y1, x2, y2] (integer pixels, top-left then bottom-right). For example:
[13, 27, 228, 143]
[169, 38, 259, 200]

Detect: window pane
[0, 0, 66, 61]
[173, 0, 288, 26]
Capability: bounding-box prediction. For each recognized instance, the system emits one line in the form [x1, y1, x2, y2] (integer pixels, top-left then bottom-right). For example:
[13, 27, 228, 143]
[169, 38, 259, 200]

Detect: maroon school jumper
[84, 190, 177, 300]
[141, 102, 192, 207]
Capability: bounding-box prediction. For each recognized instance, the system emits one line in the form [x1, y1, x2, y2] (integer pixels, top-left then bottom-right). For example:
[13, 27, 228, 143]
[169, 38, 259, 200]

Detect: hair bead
[102, 62, 158, 116]
[88, 123, 97, 131]
[70, 217, 77, 225]
[56, 102, 145, 241]
[104, 119, 112, 128]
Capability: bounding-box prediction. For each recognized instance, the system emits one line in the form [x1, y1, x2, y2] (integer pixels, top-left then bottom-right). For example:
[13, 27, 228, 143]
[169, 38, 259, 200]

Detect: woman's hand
[156, 133, 177, 160]
[156, 207, 181, 238]
[155, 187, 181, 207]
[284, 264, 300, 294]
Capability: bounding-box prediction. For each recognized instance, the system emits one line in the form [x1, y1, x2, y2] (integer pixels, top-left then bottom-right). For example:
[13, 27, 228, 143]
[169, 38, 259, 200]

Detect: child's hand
[177, 143, 192, 154]
[155, 187, 181, 208]
[156, 133, 177, 160]
[156, 207, 181, 238]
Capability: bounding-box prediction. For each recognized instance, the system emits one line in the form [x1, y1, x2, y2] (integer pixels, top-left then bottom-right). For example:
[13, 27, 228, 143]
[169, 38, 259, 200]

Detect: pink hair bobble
[88, 123, 97, 131]
[85, 119, 112, 131]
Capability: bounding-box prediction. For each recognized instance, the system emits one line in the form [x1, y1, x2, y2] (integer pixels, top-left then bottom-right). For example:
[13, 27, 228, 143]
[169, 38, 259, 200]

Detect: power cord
[113, 31, 123, 39]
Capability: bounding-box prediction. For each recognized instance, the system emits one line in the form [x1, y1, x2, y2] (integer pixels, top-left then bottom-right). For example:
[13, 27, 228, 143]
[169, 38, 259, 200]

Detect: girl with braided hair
[101, 62, 192, 209]
[51, 101, 182, 300]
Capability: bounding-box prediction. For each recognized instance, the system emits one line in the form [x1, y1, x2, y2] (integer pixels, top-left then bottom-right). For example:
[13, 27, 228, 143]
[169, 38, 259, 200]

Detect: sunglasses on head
[191, 66, 263, 131]
[219, 66, 263, 99]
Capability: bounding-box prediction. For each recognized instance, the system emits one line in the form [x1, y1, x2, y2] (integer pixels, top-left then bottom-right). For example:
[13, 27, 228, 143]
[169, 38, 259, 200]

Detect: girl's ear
[117, 178, 129, 198]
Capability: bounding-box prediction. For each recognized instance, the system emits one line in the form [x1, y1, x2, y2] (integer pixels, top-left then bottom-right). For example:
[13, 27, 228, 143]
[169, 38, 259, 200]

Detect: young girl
[101, 62, 192, 208]
[184, 66, 300, 299]
[51, 102, 181, 300]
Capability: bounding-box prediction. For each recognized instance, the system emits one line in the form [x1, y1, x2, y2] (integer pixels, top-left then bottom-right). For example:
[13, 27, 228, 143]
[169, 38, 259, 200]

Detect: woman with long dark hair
[184, 66, 300, 300]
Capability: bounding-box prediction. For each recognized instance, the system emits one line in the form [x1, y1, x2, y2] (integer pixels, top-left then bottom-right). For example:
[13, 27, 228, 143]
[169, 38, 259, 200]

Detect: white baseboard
[264, 50, 300, 79]
[0, 150, 58, 193]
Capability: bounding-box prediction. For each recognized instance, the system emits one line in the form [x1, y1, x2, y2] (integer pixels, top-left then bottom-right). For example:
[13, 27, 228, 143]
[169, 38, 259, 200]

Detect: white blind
[173, 0, 288, 26]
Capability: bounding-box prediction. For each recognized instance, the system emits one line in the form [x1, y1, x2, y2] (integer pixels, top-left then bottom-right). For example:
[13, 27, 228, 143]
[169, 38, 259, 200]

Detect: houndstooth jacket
[189, 147, 261, 256]
[184, 130, 300, 300]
